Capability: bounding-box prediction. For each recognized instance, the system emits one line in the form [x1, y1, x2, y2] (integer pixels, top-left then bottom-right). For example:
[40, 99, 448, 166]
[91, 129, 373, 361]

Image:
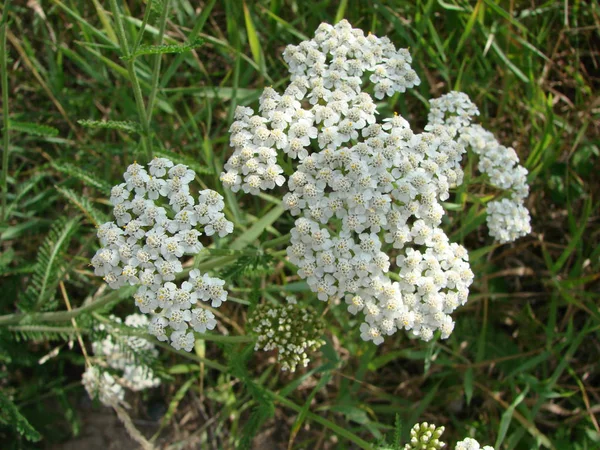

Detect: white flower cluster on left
[91, 158, 230, 352]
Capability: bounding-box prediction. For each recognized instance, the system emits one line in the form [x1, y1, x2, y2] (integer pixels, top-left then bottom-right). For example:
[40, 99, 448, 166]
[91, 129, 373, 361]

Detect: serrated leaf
[0, 390, 41, 442]
[219, 251, 273, 280]
[122, 38, 205, 60]
[9, 120, 59, 137]
[77, 119, 141, 134]
[51, 161, 113, 194]
[18, 217, 81, 313]
[56, 186, 109, 226]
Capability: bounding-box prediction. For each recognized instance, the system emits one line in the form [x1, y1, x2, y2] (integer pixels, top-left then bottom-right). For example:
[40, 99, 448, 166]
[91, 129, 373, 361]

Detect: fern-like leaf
[148, 0, 165, 25]
[9, 325, 80, 342]
[0, 390, 41, 442]
[51, 161, 112, 194]
[9, 120, 59, 137]
[122, 38, 205, 60]
[18, 217, 81, 313]
[220, 251, 274, 281]
[56, 186, 109, 226]
[77, 119, 141, 134]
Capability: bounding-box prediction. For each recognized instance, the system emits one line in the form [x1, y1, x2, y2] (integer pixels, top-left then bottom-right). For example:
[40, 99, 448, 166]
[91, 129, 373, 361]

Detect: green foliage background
[0, 0, 598, 449]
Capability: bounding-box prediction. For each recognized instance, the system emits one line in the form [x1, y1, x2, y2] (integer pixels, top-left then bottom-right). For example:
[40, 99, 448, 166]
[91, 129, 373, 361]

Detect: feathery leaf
[122, 38, 205, 60]
[0, 390, 41, 442]
[56, 186, 109, 226]
[9, 120, 59, 137]
[18, 217, 81, 313]
[77, 119, 141, 134]
[51, 161, 113, 194]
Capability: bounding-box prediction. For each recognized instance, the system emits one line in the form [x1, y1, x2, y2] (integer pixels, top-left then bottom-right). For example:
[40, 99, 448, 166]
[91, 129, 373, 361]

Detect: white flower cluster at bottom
[455, 437, 493, 450]
[82, 314, 162, 407]
[82, 366, 124, 407]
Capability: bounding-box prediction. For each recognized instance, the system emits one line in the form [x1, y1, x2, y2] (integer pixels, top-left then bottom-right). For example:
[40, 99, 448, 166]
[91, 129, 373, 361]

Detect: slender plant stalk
[146, 0, 171, 127]
[0, 0, 12, 223]
[0, 286, 133, 326]
[131, 2, 153, 54]
[108, 0, 153, 161]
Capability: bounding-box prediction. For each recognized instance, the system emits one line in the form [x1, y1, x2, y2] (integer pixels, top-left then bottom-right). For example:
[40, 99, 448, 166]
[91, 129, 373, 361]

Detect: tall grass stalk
[108, 0, 153, 161]
[0, 0, 12, 223]
[146, 0, 171, 127]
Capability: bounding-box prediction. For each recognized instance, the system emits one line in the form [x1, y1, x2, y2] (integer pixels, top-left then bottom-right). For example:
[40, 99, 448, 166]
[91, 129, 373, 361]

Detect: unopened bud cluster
[248, 297, 325, 372]
[404, 422, 446, 450]
[91, 158, 231, 352]
[222, 20, 479, 345]
[428, 92, 531, 243]
[401, 422, 493, 450]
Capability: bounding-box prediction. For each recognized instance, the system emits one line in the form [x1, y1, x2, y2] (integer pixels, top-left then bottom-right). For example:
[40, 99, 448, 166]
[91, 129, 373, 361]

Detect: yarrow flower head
[454, 438, 493, 450]
[427, 92, 532, 243]
[248, 297, 325, 372]
[91, 158, 233, 351]
[221, 21, 531, 347]
[82, 366, 125, 407]
[90, 314, 161, 393]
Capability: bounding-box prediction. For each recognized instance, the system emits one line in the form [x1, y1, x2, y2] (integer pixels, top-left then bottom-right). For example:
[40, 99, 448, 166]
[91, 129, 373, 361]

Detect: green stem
[0, 0, 12, 224]
[131, 1, 153, 54]
[108, 0, 153, 161]
[0, 286, 132, 326]
[145, 0, 170, 127]
[8, 325, 89, 334]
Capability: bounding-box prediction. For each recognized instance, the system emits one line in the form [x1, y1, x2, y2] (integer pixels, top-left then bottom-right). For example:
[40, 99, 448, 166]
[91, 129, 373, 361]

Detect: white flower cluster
[91, 158, 230, 352]
[428, 91, 531, 243]
[248, 297, 325, 372]
[82, 366, 124, 407]
[221, 19, 419, 196]
[91, 314, 161, 392]
[455, 437, 493, 450]
[222, 20, 474, 345]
